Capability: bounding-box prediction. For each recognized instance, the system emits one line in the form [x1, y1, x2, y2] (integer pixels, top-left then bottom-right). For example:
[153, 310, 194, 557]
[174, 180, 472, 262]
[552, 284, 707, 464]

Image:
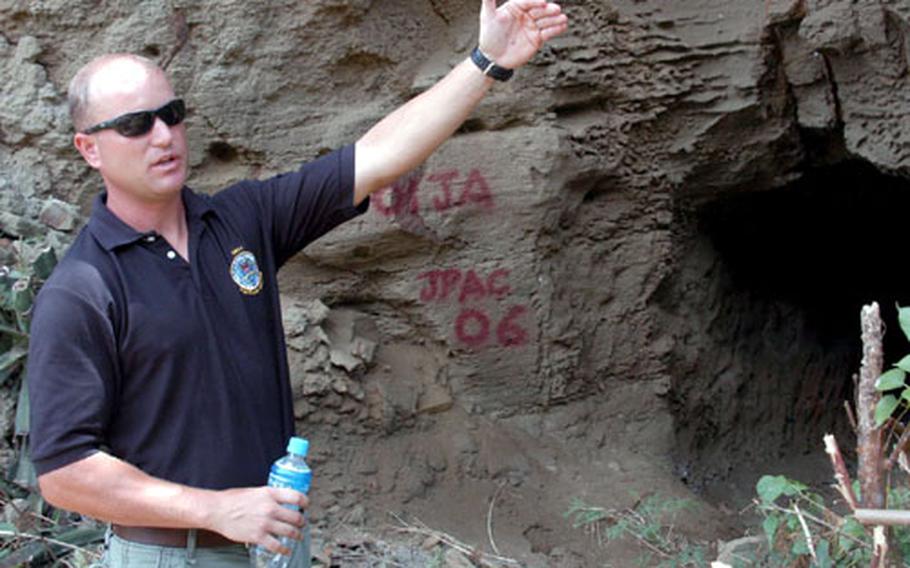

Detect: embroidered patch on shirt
[230, 247, 263, 295]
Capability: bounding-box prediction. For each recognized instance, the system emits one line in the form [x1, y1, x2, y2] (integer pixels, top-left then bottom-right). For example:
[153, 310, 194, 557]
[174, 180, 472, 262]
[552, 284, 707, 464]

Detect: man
[26, 1, 568, 566]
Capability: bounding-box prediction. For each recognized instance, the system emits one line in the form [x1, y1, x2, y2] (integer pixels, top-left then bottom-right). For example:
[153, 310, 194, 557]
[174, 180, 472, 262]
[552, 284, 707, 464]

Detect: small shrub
[0, 241, 105, 566]
[751, 474, 910, 567]
[565, 494, 709, 567]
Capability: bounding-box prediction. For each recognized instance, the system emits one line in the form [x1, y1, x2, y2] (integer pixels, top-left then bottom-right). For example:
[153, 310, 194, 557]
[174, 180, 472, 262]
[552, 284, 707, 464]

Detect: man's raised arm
[353, 0, 568, 205]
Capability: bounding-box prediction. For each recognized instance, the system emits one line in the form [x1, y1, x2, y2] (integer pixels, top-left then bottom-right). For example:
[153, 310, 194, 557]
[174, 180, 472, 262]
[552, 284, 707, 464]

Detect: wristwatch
[471, 46, 514, 81]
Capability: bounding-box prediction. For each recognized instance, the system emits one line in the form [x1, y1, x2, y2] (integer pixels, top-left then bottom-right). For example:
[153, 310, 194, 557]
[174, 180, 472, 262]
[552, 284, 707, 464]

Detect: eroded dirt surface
[4, 1, 910, 565]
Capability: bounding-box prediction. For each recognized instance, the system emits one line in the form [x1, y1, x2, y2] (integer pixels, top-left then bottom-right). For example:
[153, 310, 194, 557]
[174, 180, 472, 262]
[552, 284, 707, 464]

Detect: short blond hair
[67, 54, 161, 131]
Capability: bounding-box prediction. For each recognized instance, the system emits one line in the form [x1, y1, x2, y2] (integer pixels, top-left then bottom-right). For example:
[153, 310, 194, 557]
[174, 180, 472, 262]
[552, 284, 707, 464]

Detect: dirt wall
[3, 1, 910, 565]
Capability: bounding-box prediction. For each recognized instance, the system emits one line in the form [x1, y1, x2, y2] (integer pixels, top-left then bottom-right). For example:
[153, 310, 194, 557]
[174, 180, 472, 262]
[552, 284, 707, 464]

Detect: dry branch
[887, 425, 910, 472]
[390, 513, 521, 567]
[855, 509, 910, 526]
[0, 530, 101, 558]
[845, 399, 858, 432]
[858, 303, 886, 509]
[872, 526, 888, 568]
[486, 482, 506, 556]
[857, 302, 888, 567]
[793, 504, 817, 563]
[823, 434, 859, 510]
[760, 502, 870, 550]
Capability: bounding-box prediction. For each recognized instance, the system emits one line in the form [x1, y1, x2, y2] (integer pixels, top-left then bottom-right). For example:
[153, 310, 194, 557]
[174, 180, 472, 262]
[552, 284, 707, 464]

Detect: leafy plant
[0, 240, 105, 566]
[0, 516, 104, 567]
[754, 474, 871, 567]
[753, 474, 910, 567]
[565, 494, 709, 567]
[1, 241, 57, 490]
[872, 305, 910, 427]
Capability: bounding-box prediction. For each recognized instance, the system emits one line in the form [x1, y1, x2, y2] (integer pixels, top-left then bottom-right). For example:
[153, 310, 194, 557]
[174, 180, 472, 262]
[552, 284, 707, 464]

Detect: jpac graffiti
[417, 267, 529, 348]
[417, 268, 510, 303]
[374, 169, 494, 217]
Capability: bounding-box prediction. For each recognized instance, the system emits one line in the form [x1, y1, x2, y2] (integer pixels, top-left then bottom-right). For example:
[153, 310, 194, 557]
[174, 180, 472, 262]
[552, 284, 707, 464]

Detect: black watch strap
[470, 46, 514, 81]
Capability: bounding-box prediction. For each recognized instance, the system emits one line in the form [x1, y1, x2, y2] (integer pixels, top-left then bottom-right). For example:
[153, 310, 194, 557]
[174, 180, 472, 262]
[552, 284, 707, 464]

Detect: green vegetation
[564, 494, 709, 567]
[871, 306, 910, 427]
[753, 475, 910, 567]
[0, 241, 104, 567]
[566, 303, 910, 567]
[754, 475, 868, 567]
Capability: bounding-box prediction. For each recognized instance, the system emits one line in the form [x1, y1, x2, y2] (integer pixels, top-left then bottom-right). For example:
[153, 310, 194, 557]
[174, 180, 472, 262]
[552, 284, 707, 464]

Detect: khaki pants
[100, 528, 311, 568]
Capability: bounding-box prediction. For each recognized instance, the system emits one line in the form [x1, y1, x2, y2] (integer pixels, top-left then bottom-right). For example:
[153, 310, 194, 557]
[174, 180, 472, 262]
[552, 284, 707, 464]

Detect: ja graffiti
[374, 169, 494, 217]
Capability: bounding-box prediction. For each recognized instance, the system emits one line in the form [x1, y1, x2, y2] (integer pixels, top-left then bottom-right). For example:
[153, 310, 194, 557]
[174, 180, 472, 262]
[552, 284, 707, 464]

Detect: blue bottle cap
[287, 437, 309, 456]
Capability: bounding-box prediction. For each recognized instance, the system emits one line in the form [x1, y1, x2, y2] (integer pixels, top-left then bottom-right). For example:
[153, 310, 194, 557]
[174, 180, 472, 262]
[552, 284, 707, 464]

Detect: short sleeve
[251, 144, 368, 266]
[28, 280, 118, 476]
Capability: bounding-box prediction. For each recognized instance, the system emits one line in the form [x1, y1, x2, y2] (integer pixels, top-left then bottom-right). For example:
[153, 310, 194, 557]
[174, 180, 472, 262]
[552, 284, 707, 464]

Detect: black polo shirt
[28, 145, 366, 490]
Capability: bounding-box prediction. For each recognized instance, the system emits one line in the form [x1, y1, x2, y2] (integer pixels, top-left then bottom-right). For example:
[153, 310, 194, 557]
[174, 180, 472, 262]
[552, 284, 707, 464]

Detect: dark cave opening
[701, 160, 910, 361]
[664, 160, 910, 495]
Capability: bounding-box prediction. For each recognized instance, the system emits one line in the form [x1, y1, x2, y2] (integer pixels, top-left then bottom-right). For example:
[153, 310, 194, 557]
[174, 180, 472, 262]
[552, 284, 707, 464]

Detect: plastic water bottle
[251, 437, 312, 568]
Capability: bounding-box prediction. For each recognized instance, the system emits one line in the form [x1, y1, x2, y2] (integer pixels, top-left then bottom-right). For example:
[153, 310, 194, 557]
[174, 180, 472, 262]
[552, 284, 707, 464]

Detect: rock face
[3, 0, 910, 565]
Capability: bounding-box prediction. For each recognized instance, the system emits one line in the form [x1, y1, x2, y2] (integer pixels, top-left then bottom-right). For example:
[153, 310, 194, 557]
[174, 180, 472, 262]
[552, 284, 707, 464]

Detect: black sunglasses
[82, 99, 186, 137]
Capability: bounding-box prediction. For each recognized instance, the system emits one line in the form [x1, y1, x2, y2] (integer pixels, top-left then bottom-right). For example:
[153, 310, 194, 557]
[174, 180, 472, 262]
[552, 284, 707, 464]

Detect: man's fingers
[260, 534, 291, 556]
[535, 14, 568, 31]
[274, 505, 306, 527]
[267, 519, 303, 542]
[271, 487, 309, 509]
[540, 22, 568, 41]
[510, 0, 548, 11]
[482, 0, 498, 16]
[283, 509, 307, 528]
[528, 3, 561, 19]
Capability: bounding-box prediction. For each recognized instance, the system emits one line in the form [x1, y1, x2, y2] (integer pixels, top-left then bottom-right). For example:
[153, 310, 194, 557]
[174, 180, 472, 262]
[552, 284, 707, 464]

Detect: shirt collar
[181, 186, 215, 220]
[87, 187, 215, 251]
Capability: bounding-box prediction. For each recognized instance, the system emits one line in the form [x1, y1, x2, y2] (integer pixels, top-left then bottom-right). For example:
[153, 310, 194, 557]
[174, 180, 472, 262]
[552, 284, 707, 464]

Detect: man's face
[74, 62, 188, 204]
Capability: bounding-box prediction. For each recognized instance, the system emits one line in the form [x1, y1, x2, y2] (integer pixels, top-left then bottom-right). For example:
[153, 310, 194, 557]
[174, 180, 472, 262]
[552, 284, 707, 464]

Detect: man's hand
[353, 0, 569, 203]
[479, 0, 568, 69]
[38, 453, 309, 556]
[206, 487, 308, 555]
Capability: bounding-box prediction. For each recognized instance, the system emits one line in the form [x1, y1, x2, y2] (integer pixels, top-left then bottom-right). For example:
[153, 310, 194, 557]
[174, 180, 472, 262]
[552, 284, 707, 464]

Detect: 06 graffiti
[417, 267, 529, 348]
[454, 305, 529, 347]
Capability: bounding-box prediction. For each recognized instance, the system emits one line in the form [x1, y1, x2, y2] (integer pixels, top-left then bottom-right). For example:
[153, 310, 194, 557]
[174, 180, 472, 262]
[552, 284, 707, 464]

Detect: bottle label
[269, 467, 311, 494]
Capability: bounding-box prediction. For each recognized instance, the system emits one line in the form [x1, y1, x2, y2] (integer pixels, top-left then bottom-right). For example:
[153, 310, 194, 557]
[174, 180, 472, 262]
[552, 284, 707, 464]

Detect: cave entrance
[659, 160, 910, 501]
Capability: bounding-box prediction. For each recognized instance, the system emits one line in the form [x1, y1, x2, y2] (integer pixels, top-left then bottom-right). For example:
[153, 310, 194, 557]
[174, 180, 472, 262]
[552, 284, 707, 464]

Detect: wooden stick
[486, 482, 506, 556]
[0, 530, 101, 558]
[857, 303, 886, 510]
[887, 425, 910, 471]
[793, 504, 817, 563]
[844, 399, 858, 432]
[760, 502, 869, 549]
[823, 434, 859, 510]
[872, 525, 888, 568]
[390, 513, 521, 567]
[855, 509, 910, 526]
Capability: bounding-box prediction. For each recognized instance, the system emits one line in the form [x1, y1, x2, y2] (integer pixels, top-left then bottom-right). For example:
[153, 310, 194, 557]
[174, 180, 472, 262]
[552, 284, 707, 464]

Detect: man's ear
[74, 132, 102, 169]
